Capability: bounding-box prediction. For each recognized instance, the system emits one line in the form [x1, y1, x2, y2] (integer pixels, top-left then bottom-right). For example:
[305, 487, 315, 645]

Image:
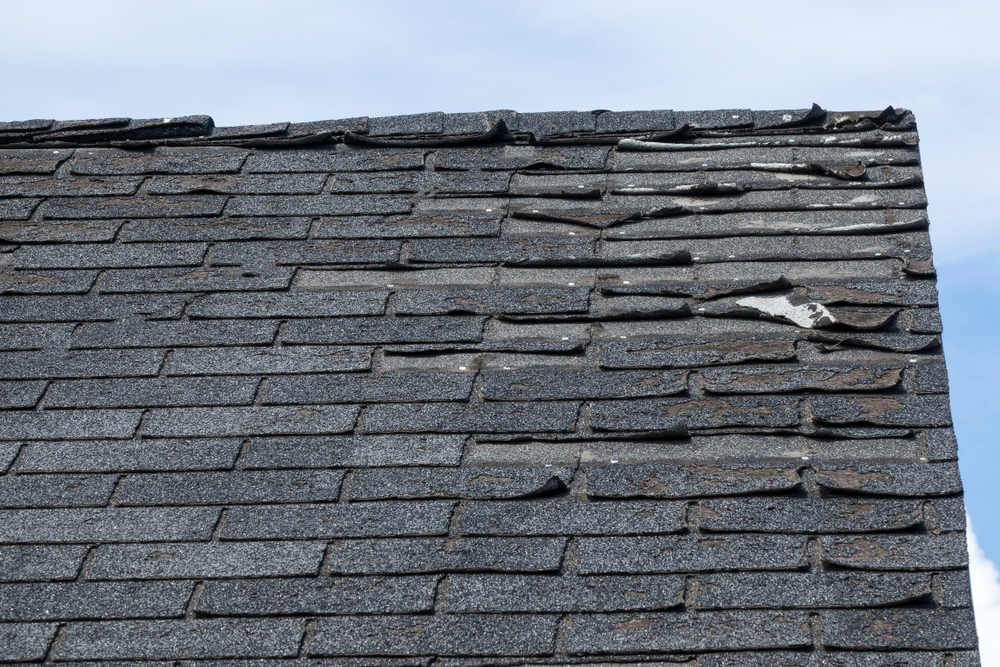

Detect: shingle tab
[223, 501, 453, 539]
[115, 469, 345, 505]
[565, 611, 810, 654]
[198, 576, 438, 616]
[44, 376, 258, 408]
[822, 609, 977, 650]
[324, 537, 566, 574]
[261, 371, 475, 404]
[0, 507, 219, 543]
[88, 541, 325, 579]
[0, 581, 193, 621]
[310, 614, 558, 657]
[143, 405, 360, 437]
[53, 618, 304, 660]
[459, 498, 685, 536]
[693, 571, 931, 609]
[699, 498, 924, 533]
[447, 574, 684, 612]
[360, 401, 579, 433]
[0, 623, 58, 662]
[577, 535, 808, 574]
[17, 438, 242, 473]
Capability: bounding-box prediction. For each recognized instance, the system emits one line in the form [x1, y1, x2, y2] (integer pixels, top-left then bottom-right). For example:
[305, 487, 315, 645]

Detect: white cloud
[967, 516, 1000, 664]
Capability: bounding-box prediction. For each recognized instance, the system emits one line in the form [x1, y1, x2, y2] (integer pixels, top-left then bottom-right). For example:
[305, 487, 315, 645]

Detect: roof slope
[0, 106, 980, 664]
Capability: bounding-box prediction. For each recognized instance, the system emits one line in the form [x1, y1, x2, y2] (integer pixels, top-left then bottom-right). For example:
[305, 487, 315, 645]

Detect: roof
[0, 105, 980, 664]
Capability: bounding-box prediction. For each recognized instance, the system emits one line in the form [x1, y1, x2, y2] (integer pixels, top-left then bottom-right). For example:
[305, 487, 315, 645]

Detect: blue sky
[4, 0, 999, 653]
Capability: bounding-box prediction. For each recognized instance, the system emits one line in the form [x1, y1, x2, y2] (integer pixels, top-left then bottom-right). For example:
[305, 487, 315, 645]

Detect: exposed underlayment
[0, 105, 980, 664]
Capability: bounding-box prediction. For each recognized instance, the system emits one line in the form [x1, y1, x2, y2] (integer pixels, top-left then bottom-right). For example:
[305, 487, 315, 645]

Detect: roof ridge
[0, 104, 914, 150]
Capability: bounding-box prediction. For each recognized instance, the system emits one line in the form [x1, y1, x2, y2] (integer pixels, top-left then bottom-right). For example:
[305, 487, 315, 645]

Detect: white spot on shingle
[736, 295, 836, 329]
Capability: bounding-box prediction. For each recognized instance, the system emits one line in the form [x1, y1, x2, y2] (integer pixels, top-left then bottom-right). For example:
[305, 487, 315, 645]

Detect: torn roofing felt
[0, 104, 981, 664]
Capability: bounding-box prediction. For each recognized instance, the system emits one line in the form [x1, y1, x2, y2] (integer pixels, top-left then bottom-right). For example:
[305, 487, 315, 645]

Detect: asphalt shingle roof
[0, 105, 981, 664]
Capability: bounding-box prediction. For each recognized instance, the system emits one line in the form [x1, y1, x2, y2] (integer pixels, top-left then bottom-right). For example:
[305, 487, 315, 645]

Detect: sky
[3, 0, 999, 657]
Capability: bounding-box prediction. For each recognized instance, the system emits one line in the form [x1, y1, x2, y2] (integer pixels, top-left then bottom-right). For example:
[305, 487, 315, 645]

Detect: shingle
[0, 218, 122, 243]
[145, 173, 326, 194]
[458, 498, 684, 536]
[282, 316, 485, 345]
[516, 110, 595, 137]
[0, 380, 46, 408]
[938, 569, 974, 608]
[699, 498, 924, 533]
[42, 195, 228, 219]
[296, 267, 495, 289]
[166, 345, 373, 375]
[0, 545, 88, 581]
[0, 268, 98, 294]
[700, 365, 902, 394]
[0, 409, 142, 440]
[905, 307, 943, 334]
[17, 438, 242, 473]
[675, 109, 753, 128]
[261, 371, 475, 404]
[446, 574, 684, 613]
[369, 112, 444, 135]
[0, 473, 115, 508]
[814, 461, 962, 497]
[53, 618, 304, 660]
[188, 289, 388, 317]
[0, 323, 74, 350]
[0, 148, 69, 174]
[820, 533, 970, 571]
[309, 615, 557, 657]
[810, 395, 952, 427]
[198, 576, 438, 616]
[87, 541, 326, 579]
[434, 145, 609, 171]
[360, 402, 579, 433]
[586, 462, 800, 499]
[242, 434, 465, 468]
[100, 266, 294, 293]
[0, 294, 186, 322]
[224, 194, 412, 217]
[44, 376, 259, 408]
[119, 216, 312, 242]
[0, 174, 142, 197]
[222, 501, 452, 539]
[115, 469, 344, 505]
[73, 320, 277, 348]
[0, 507, 218, 543]
[481, 368, 686, 401]
[407, 237, 594, 264]
[912, 360, 949, 393]
[350, 466, 573, 500]
[564, 611, 810, 654]
[312, 211, 502, 238]
[143, 405, 360, 437]
[246, 148, 424, 173]
[600, 336, 798, 369]
[11, 241, 205, 269]
[0, 581, 193, 621]
[325, 537, 565, 574]
[694, 571, 930, 609]
[394, 286, 591, 315]
[822, 609, 977, 650]
[71, 148, 248, 175]
[210, 239, 401, 266]
[0, 197, 40, 219]
[0, 623, 58, 662]
[0, 119, 53, 132]
[577, 534, 808, 574]
[595, 110, 675, 133]
[590, 395, 799, 431]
